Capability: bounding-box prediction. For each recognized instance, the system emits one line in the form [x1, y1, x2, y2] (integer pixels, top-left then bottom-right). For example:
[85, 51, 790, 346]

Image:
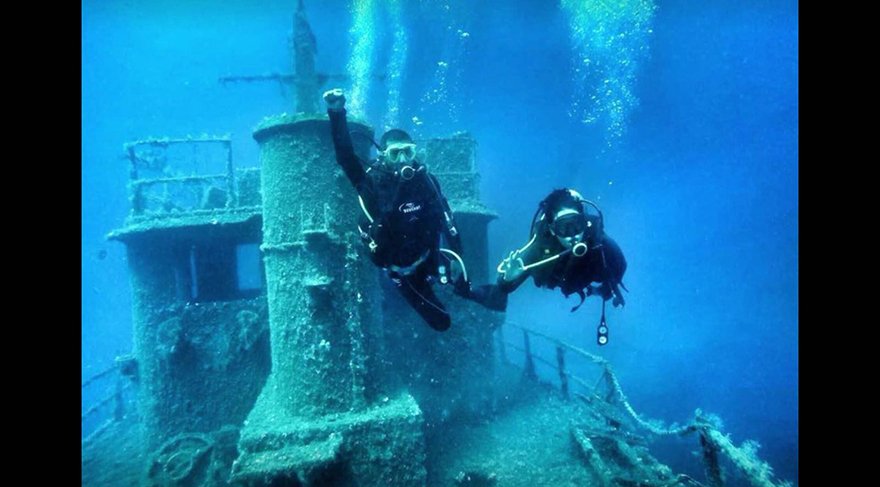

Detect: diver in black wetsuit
[467, 188, 628, 344]
[324, 88, 471, 331]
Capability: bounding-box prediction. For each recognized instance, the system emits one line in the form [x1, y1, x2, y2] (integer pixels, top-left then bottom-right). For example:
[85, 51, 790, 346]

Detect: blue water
[82, 0, 797, 483]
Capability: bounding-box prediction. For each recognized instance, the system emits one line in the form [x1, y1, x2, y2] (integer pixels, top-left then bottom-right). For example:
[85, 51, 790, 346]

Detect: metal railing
[124, 136, 237, 217]
[81, 355, 137, 444]
[495, 322, 792, 487]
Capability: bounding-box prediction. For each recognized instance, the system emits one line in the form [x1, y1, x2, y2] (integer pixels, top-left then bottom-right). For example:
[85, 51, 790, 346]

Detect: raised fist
[323, 88, 345, 110]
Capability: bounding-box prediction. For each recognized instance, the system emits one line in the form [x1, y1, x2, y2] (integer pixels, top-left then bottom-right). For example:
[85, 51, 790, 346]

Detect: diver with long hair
[472, 188, 628, 344]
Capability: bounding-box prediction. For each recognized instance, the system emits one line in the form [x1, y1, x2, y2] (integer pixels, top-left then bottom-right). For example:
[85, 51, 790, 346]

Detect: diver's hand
[323, 88, 346, 110]
[499, 250, 526, 281]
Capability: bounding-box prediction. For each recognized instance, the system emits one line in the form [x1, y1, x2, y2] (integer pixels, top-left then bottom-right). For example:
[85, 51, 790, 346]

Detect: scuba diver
[492, 188, 628, 345]
[324, 88, 472, 331]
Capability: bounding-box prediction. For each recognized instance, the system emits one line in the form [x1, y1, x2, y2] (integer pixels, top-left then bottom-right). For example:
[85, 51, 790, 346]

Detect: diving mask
[550, 211, 588, 238]
[383, 143, 417, 164]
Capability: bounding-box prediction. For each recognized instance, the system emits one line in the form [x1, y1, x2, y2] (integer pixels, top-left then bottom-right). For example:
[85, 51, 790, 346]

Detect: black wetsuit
[501, 233, 627, 303]
[490, 216, 628, 310]
[328, 107, 463, 331]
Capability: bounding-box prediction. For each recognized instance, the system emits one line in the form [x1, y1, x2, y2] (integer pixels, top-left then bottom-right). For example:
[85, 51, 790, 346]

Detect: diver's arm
[429, 174, 464, 255]
[598, 235, 627, 307]
[600, 235, 627, 279]
[324, 89, 366, 189]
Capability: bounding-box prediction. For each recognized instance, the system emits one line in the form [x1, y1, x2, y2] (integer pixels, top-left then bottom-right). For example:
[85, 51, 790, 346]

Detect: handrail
[81, 364, 118, 389]
[82, 382, 133, 421]
[497, 321, 792, 487]
[81, 357, 138, 443]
